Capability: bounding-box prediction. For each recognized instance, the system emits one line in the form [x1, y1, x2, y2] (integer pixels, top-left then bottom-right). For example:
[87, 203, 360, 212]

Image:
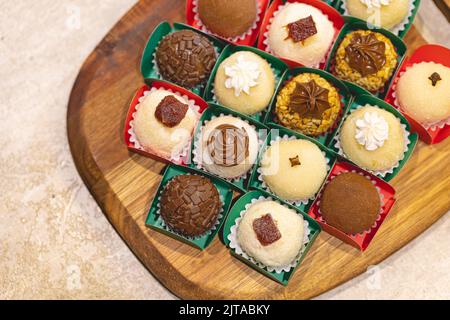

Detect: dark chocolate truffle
[156, 30, 217, 89]
[320, 172, 380, 235]
[198, 0, 257, 38]
[159, 175, 221, 237]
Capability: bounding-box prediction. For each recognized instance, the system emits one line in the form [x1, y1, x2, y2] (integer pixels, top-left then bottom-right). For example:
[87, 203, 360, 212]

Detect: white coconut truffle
[134, 89, 198, 158]
[237, 200, 304, 268]
[396, 62, 450, 126]
[199, 115, 259, 179]
[268, 3, 335, 67]
[260, 139, 328, 201]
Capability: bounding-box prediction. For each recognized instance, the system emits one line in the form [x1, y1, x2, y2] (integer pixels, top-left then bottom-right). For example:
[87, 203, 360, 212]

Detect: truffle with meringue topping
[345, 0, 410, 31]
[214, 51, 276, 115]
[339, 105, 405, 172]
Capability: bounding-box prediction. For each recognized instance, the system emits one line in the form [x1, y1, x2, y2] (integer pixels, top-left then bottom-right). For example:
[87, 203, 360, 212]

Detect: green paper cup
[222, 189, 321, 286]
[263, 67, 352, 146]
[325, 17, 407, 99]
[334, 1, 421, 38]
[145, 164, 238, 250]
[140, 22, 227, 96]
[248, 124, 337, 212]
[203, 45, 288, 122]
[189, 103, 269, 192]
[328, 94, 418, 181]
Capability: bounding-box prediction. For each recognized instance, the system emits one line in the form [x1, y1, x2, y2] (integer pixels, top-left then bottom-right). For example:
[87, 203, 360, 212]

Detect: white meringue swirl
[224, 55, 261, 97]
[359, 0, 391, 9]
[355, 111, 389, 151]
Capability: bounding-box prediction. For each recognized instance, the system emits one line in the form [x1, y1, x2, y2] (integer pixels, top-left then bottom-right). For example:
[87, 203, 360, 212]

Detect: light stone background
[0, 0, 448, 300]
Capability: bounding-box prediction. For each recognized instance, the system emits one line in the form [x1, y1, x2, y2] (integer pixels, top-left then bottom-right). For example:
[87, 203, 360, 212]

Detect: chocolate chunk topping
[159, 175, 221, 237]
[156, 30, 217, 89]
[285, 15, 317, 43]
[252, 214, 282, 246]
[154, 96, 189, 128]
[288, 80, 330, 118]
[207, 124, 250, 167]
[429, 72, 442, 86]
[345, 33, 386, 77]
[289, 155, 301, 167]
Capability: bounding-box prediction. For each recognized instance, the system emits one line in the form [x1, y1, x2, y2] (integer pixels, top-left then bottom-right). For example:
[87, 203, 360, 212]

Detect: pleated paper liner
[185, 0, 270, 46]
[124, 79, 208, 165]
[203, 44, 288, 123]
[324, 16, 407, 100]
[140, 21, 227, 97]
[189, 103, 269, 192]
[333, 0, 421, 39]
[308, 160, 396, 251]
[385, 44, 450, 145]
[222, 189, 321, 285]
[262, 67, 352, 146]
[328, 94, 418, 182]
[257, 0, 345, 69]
[145, 164, 239, 250]
[248, 124, 338, 212]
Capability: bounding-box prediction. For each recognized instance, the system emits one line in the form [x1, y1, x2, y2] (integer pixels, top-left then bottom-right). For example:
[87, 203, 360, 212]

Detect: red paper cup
[186, 0, 270, 46]
[308, 161, 396, 251]
[385, 44, 450, 144]
[257, 0, 344, 69]
[124, 80, 208, 165]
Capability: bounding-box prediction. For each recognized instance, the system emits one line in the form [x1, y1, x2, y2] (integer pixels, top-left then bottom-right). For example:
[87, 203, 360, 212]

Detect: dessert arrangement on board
[123, 0, 450, 285]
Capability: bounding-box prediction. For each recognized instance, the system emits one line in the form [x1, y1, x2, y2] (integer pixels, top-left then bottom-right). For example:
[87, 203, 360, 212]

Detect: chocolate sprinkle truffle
[320, 172, 380, 235]
[160, 175, 221, 237]
[198, 0, 257, 38]
[155, 30, 217, 89]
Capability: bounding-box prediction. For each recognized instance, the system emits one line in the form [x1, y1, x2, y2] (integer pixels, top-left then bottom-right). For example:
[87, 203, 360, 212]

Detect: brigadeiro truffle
[333, 30, 398, 92]
[155, 30, 217, 89]
[197, 0, 258, 39]
[133, 88, 199, 159]
[237, 200, 305, 268]
[275, 73, 342, 136]
[395, 62, 450, 127]
[159, 175, 221, 237]
[319, 172, 380, 235]
[198, 115, 259, 179]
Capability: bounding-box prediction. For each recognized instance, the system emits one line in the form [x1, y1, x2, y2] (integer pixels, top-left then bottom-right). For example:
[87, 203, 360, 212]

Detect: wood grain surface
[67, 0, 450, 299]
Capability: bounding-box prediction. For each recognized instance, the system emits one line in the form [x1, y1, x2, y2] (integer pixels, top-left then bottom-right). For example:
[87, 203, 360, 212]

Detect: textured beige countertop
[0, 0, 449, 300]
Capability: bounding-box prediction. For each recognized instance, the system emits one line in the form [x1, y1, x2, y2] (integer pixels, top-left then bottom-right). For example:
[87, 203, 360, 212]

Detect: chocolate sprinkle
[428, 72, 442, 86]
[156, 30, 217, 89]
[159, 175, 221, 237]
[252, 214, 281, 246]
[285, 15, 318, 43]
[154, 96, 189, 128]
[207, 124, 250, 167]
[288, 80, 330, 118]
[345, 33, 386, 77]
[289, 155, 301, 167]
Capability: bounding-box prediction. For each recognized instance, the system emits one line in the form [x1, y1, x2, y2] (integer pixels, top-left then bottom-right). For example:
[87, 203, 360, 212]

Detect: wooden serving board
[67, 0, 450, 299]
